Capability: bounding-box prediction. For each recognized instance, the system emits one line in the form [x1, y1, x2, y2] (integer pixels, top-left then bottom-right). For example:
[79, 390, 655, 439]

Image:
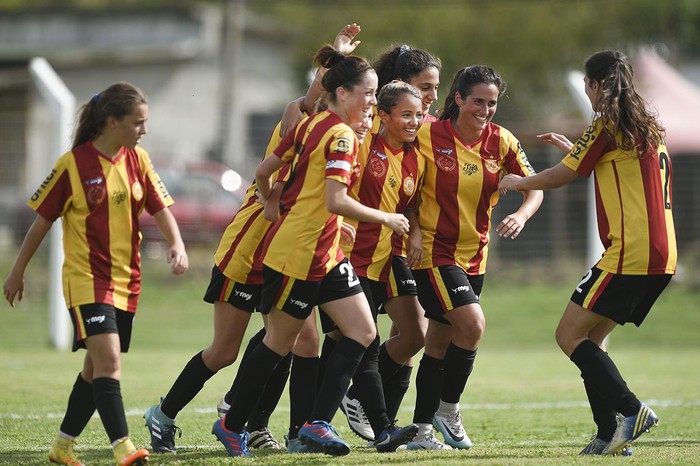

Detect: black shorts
[377, 256, 418, 315]
[258, 258, 364, 320]
[571, 267, 673, 326]
[68, 303, 134, 353]
[203, 265, 261, 312]
[319, 275, 382, 334]
[413, 265, 484, 325]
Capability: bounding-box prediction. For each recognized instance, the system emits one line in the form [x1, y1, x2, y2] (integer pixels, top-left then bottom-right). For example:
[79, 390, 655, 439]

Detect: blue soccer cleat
[298, 420, 350, 456]
[212, 418, 252, 457]
[603, 402, 658, 455]
[374, 422, 419, 452]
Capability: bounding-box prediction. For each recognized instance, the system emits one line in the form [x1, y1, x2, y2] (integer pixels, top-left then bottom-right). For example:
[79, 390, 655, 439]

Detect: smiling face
[454, 82, 499, 143]
[408, 66, 440, 115]
[350, 111, 373, 144]
[337, 69, 379, 125]
[110, 103, 148, 149]
[378, 93, 423, 149]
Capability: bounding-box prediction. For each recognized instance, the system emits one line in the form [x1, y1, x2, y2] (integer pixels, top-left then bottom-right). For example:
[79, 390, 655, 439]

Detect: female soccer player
[499, 50, 676, 456]
[3, 82, 188, 466]
[211, 45, 412, 457]
[408, 65, 543, 450]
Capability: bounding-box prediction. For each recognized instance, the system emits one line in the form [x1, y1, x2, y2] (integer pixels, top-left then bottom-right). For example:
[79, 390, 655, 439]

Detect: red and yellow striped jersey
[262, 110, 360, 281]
[28, 142, 171, 312]
[213, 122, 285, 284]
[416, 120, 535, 274]
[343, 132, 425, 281]
[563, 121, 677, 274]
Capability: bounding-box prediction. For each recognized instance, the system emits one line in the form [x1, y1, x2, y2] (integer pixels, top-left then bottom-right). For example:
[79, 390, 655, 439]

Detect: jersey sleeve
[501, 130, 536, 177]
[28, 153, 73, 222]
[562, 121, 616, 177]
[325, 126, 358, 186]
[139, 148, 174, 215]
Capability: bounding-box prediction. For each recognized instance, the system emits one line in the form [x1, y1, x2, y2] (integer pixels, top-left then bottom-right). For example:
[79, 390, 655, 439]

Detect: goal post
[28, 57, 75, 351]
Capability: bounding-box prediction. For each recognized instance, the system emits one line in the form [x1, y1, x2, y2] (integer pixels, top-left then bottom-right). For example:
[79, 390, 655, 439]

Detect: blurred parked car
[8, 159, 251, 249]
[140, 159, 251, 246]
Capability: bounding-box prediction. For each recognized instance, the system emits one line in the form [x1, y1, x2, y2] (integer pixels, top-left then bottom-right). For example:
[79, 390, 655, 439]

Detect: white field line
[2, 398, 699, 420]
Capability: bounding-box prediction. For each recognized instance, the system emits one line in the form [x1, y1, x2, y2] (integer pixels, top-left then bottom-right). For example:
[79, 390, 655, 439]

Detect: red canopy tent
[635, 48, 700, 155]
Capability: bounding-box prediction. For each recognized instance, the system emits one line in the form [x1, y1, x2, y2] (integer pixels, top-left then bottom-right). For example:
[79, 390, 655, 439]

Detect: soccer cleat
[48, 435, 84, 466]
[580, 435, 634, 456]
[212, 418, 253, 457]
[406, 424, 453, 450]
[284, 435, 309, 453]
[374, 422, 419, 453]
[113, 438, 150, 466]
[340, 393, 374, 441]
[247, 427, 283, 450]
[433, 411, 472, 449]
[143, 402, 181, 453]
[298, 420, 351, 456]
[603, 402, 658, 455]
[216, 396, 230, 419]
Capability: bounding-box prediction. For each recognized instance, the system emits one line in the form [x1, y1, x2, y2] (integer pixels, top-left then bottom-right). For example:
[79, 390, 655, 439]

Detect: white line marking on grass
[3, 399, 698, 420]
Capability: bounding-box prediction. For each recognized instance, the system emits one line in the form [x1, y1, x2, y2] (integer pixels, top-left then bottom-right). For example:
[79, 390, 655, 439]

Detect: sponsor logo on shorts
[451, 285, 470, 295]
[234, 289, 253, 301]
[86, 315, 106, 325]
[290, 298, 309, 310]
[401, 279, 416, 286]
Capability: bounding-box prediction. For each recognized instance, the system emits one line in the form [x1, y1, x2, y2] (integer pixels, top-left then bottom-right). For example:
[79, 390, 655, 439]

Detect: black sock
[224, 342, 282, 432]
[378, 343, 408, 421]
[441, 343, 477, 403]
[412, 354, 443, 424]
[160, 351, 216, 419]
[247, 352, 292, 432]
[351, 336, 390, 435]
[385, 364, 412, 421]
[60, 373, 96, 437]
[310, 336, 366, 423]
[225, 328, 266, 405]
[570, 339, 639, 416]
[316, 335, 337, 394]
[288, 355, 319, 439]
[93, 377, 128, 443]
[584, 377, 617, 441]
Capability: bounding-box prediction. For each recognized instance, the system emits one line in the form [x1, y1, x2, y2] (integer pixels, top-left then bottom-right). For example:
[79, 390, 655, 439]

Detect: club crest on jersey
[436, 153, 457, 172]
[331, 136, 352, 154]
[83, 176, 105, 206]
[403, 176, 415, 195]
[484, 159, 501, 174]
[369, 155, 387, 177]
[132, 181, 144, 202]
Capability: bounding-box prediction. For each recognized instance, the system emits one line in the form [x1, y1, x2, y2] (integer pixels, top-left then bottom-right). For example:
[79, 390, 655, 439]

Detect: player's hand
[405, 227, 423, 269]
[3, 272, 24, 307]
[334, 23, 361, 55]
[537, 132, 574, 153]
[496, 212, 527, 239]
[499, 173, 523, 192]
[167, 243, 189, 275]
[340, 222, 356, 246]
[384, 213, 410, 236]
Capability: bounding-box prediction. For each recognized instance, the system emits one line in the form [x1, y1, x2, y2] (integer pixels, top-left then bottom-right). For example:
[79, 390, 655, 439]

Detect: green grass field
[1, 245, 698, 465]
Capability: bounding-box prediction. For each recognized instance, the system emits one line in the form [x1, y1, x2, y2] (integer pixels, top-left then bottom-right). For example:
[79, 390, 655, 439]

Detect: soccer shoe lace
[603, 402, 658, 455]
[143, 402, 181, 453]
[374, 421, 419, 453]
[212, 418, 253, 457]
[406, 427, 453, 450]
[298, 420, 351, 456]
[113, 438, 150, 466]
[247, 427, 283, 449]
[48, 436, 84, 466]
[216, 396, 230, 419]
[433, 411, 472, 449]
[340, 393, 374, 441]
